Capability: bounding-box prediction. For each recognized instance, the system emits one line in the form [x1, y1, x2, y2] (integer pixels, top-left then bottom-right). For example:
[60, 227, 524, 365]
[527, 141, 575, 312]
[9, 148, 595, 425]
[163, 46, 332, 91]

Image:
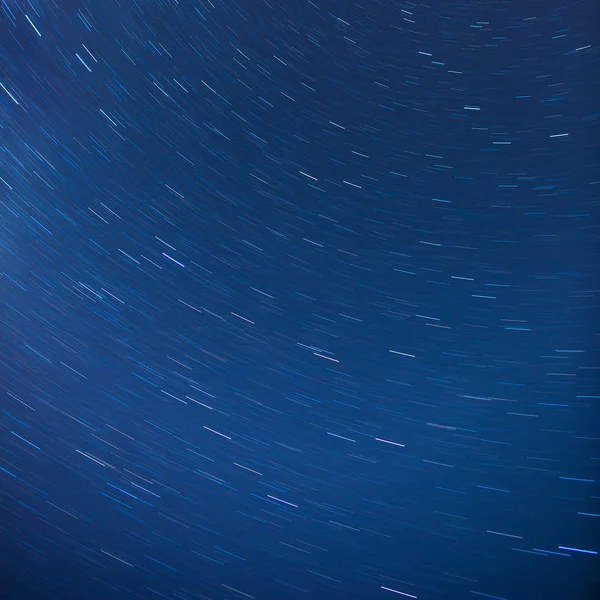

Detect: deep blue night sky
[0, 1, 599, 599]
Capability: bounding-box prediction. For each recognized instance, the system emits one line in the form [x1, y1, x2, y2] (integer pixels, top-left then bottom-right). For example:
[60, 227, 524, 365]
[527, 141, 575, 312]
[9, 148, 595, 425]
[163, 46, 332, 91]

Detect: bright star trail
[0, 1, 598, 600]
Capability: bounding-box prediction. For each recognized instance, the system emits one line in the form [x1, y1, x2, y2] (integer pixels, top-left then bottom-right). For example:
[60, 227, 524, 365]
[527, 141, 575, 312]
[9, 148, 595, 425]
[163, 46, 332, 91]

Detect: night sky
[1, 1, 599, 599]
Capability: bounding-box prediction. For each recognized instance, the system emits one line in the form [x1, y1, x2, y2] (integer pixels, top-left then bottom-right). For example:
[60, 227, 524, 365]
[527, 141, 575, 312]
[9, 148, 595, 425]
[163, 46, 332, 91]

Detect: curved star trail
[0, 1, 598, 600]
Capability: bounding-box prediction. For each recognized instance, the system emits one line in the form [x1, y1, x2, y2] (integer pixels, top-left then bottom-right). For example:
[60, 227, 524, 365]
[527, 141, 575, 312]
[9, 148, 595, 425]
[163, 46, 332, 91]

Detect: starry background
[0, 1, 599, 599]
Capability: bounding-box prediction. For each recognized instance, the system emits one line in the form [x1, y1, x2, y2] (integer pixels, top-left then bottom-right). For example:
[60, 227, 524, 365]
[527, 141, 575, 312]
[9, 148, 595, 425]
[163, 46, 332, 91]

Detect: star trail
[0, 1, 598, 600]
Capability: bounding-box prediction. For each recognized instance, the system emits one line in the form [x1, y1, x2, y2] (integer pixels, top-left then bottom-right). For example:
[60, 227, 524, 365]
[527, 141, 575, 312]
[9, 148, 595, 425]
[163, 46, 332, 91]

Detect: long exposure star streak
[0, 1, 598, 600]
